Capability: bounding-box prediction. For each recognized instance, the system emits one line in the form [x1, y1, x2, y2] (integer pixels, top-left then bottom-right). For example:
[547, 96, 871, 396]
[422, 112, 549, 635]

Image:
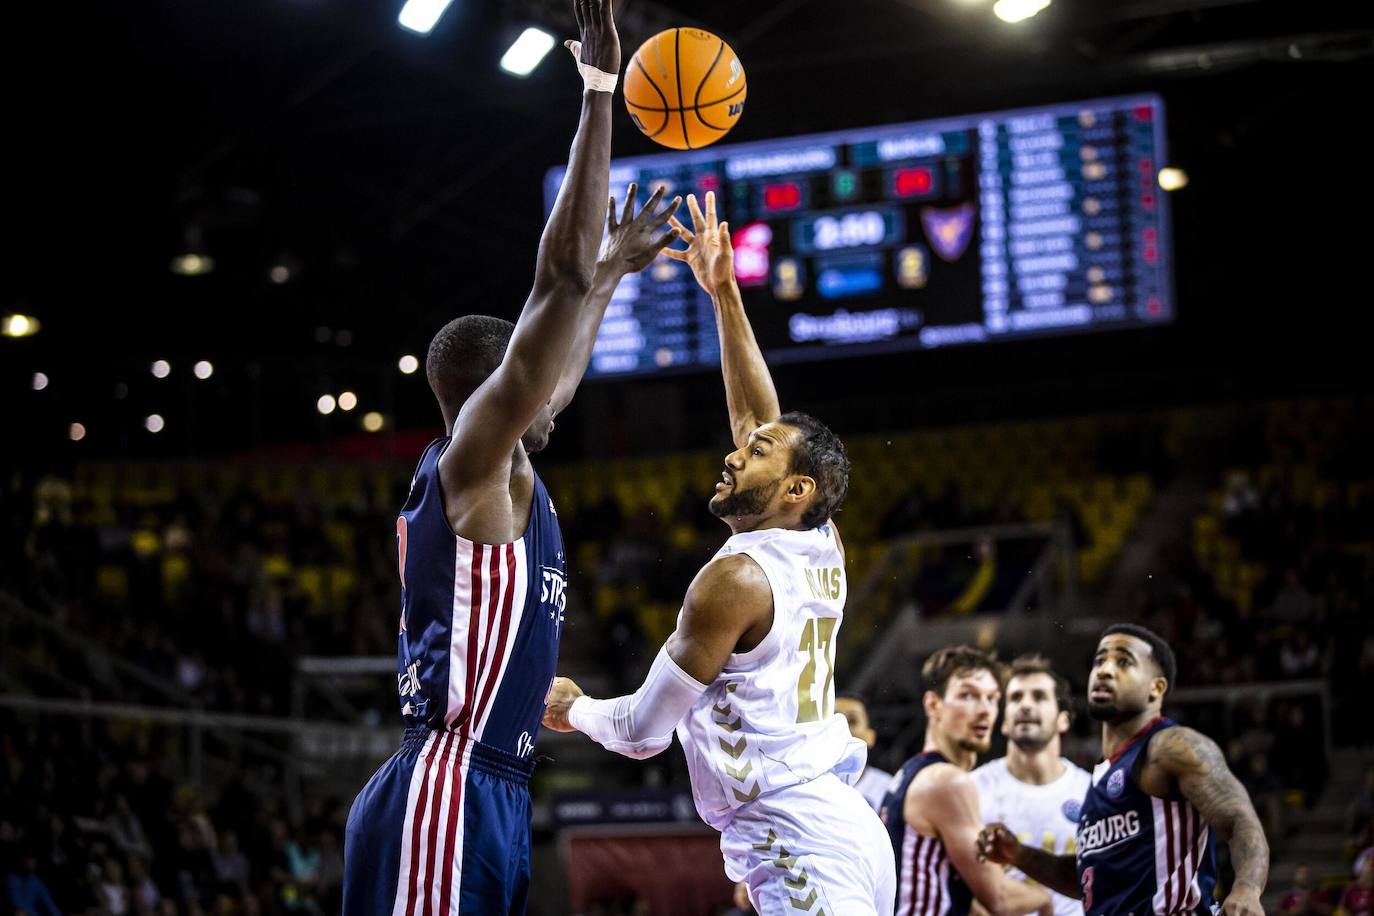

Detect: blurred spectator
[3, 852, 61, 916]
[1341, 856, 1374, 916]
[1277, 864, 1332, 916]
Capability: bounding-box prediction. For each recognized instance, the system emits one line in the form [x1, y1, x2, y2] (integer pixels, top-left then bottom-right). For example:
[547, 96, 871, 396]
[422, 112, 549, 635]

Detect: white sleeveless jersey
[971, 757, 1092, 916]
[675, 523, 866, 831]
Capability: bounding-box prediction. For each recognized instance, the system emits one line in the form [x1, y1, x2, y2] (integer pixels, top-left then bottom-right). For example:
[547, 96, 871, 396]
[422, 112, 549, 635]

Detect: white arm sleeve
[568, 646, 709, 760]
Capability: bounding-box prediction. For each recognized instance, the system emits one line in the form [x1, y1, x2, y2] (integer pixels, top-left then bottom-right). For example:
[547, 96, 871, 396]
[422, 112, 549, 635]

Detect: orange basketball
[623, 28, 746, 150]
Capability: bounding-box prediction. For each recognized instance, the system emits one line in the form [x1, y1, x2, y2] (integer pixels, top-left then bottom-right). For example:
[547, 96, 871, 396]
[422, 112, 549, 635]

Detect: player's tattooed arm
[666, 192, 780, 449]
[977, 822, 1081, 901]
[1148, 726, 1268, 916]
[550, 184, 681, 414]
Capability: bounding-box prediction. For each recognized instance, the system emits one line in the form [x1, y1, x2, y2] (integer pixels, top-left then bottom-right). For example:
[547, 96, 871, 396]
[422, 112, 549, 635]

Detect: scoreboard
[543, 94, 1174, 379]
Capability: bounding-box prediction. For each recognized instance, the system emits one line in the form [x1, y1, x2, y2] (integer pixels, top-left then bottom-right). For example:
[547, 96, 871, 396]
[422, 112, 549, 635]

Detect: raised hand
[600, 183, 682, 275]
[542, 676, 585, 732]
[663, 191, 735, 296]
[975, 823, 1022, 867]
[567, 0, 620, 75]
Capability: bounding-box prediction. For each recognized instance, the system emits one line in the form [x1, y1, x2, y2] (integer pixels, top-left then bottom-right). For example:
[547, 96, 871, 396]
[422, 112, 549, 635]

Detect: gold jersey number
[795, 616, 838, 723]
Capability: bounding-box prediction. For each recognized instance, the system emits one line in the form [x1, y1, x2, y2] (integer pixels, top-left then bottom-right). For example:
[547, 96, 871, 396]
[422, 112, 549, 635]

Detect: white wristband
[564, 40, 619, 94]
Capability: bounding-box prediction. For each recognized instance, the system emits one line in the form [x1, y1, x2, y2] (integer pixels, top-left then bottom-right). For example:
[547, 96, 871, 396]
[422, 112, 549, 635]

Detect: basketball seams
[624, 82, 745, 113]
[673, 28, 691, 150]
[630, 54, 671, 139]
[693, 39, 726, 111]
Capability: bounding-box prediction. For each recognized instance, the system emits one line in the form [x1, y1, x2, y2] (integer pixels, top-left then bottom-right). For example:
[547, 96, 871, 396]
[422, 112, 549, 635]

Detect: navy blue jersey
[394, 438, 566, 759]
[877, 751, 973, 916]
[1076, 718, 1218, 916]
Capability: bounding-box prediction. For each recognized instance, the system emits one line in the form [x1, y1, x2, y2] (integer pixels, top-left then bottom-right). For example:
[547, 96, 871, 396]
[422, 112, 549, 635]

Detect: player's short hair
[1007, 654, 1073, 718]
[922, 645, 1006, 699]
[776, 411, 849, 529]
[426, 315, 514, 411]
[1100, 622, 1177, 689]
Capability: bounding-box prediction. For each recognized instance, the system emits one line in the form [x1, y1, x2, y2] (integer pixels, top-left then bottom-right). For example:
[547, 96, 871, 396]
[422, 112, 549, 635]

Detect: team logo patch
[1062, 798, 1082, 823]
[1106, 769, 1126, 799]
[920, 203, 976, 262]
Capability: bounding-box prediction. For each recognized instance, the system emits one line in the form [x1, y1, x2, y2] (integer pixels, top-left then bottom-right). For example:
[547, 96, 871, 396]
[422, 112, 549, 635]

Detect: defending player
[342, 3, 684, 911]
[544, 193, 897, 914]
[878, 647, 1053, 916]
[970, 655, 1090, 916]
[977, 624, 1269, 916]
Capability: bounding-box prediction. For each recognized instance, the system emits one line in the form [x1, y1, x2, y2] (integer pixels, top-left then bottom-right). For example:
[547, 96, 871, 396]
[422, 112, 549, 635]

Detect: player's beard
[1009, 725, 1052, 752]
[710, 475, 783, 520]
[1087, 700, 1120, 722]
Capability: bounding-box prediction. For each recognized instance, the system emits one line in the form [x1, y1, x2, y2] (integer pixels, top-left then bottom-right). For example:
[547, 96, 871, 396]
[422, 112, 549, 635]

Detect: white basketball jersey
[675, 523, 866, 831]
[971, 757, 1092, 916]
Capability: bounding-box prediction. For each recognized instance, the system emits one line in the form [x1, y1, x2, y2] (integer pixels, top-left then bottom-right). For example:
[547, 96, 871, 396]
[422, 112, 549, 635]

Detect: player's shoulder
[1144, 723, 1226, 774]
[970, 756, 1008, 788]
[909, 759, 975, 797]
[684, 553, 771, 618]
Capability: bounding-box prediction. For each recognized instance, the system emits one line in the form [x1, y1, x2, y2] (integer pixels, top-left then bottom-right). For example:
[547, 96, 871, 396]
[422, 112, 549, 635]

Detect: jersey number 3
[795, 616, 837, 723]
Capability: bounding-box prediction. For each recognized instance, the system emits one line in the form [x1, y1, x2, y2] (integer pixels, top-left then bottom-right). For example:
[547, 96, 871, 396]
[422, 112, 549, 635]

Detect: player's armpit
[913, 770, 1054, 916]
[665, 553, 773, 685]
[1147, 726, 1270, 901]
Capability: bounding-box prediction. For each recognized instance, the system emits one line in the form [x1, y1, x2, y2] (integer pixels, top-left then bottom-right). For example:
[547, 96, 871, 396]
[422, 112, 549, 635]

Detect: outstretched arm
[1149, 727, 1268, 916]
[978, 823, 1081, 899]
[917, 775, 1053, 916]
[447, 0, 618, 473]
[665, 192, 780, 449]
[550, 183, 682, 415]
[542, 554, 772, 758]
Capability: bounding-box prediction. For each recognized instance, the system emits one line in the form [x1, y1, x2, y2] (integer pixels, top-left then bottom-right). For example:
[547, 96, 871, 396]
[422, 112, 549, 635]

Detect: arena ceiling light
[32, 371, 49, 391]
[1158, 167, 1189, 191]
[170, 252, 215, 276]
[398, 354, 420, 375]
[338, 391, 358, 411]
[317, 394, 338, 415]
[993, 0, 1051, 23]
[398, 0, 456, 35]
[144, 414, 166, 434]
[2, 313, 41, 337]
[69, 422, 86, 442]
[151, 360, 172, 379]
[362, 412, 386, 433]
[500, 27, 557, 77]
[194, 360, 214, 380]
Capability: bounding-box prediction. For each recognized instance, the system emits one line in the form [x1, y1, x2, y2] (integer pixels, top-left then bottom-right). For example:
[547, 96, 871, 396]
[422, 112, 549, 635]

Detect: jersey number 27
[795, 616, 837, 723]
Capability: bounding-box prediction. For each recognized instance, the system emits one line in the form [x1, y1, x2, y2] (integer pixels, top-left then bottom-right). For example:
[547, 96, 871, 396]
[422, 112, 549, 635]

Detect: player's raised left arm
[550, 184, 682, 415]
[1149, 726, 1268, 916]
[543, 554, 772, 757]
[666, 192, 780, 449]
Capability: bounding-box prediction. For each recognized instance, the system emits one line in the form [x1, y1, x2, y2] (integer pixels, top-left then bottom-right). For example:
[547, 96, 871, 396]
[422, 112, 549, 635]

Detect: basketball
[624, 28, 746, 150]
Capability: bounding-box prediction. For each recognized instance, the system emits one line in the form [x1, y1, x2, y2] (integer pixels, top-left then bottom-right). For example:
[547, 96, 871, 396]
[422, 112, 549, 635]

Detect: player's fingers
[705, 190, 716, 227]
[622, 183, 637, 224]
[661, 245, 689, 262]
[687, 193, 706, 233]
[652, 195, 682, 226]
[643, 183, 667, 216]
[668, 215, 694, 242]
[607, 196, 618, 230]
[718, 221, 731, 246]
[648, 227, 682, 255]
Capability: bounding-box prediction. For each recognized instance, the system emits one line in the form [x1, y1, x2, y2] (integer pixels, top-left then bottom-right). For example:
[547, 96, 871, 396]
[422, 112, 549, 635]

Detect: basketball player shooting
[544, 192, 897, 915]
[976, 624, 1269, 916]
[341, 2, 683, 911]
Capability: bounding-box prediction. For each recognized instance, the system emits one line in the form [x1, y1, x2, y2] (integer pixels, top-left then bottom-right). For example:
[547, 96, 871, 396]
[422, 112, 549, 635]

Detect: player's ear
[785, 475, 816, 504]
[1056, 709, 1071, 735]
[1148, 675, 1167, 705]
[922, 689, 941, 720]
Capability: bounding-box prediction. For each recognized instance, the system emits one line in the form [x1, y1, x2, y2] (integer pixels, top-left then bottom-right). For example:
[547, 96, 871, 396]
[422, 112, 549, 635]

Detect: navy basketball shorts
[344, 726, 535, 915]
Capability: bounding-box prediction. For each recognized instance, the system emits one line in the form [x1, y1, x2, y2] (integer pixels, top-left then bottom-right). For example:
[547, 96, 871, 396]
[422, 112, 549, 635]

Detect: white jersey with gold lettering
[971, 756, 1092, 916]
[675, 523, 893, 915]
[675, 522, 865, 831]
